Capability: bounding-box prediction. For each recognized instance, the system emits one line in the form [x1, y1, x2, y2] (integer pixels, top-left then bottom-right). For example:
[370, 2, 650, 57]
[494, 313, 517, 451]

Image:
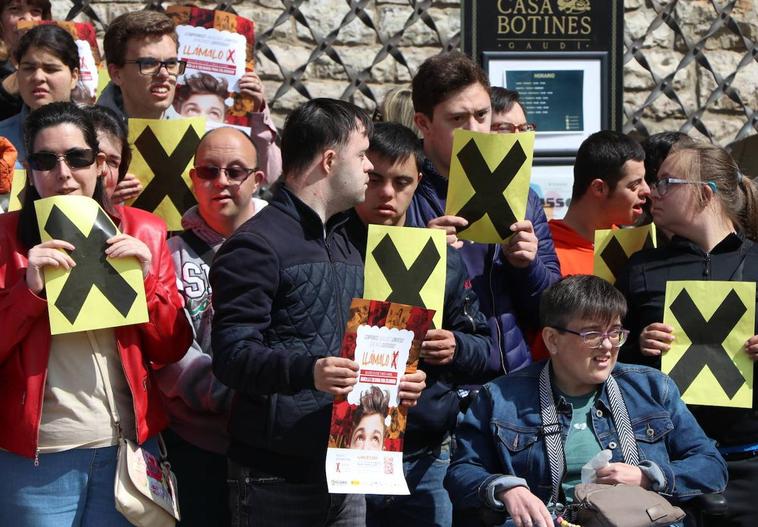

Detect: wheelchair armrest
[689, 493, 728, 516]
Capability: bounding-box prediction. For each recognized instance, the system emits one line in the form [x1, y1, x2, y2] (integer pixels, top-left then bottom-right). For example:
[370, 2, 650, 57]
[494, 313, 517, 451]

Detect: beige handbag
[114, 436, 180, 527]
[90, 335, 180, 526]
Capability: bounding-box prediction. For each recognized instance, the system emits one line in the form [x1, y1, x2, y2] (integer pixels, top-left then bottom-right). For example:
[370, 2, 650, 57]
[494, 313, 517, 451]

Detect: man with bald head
[154, 126, 267, 527]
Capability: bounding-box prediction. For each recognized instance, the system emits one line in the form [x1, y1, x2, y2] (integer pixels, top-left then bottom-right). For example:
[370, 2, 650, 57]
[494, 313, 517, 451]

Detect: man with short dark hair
[549, 131, 650, 277]
[348, 122, 490, 527]
[409, 51, 560, 376]
[101, 10, 181, 120]
[210, 99, 426, 527]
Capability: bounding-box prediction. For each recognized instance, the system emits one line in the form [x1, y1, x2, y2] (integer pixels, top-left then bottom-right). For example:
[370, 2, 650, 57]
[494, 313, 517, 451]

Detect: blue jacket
[345, 213, 492, 452]
[210, 186, 363, 482]
[445, 361, 727, 514]
[406, 159, 561, 376]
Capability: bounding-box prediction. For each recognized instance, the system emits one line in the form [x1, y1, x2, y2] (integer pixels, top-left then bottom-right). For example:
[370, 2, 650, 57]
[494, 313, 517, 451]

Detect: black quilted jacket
[210, 185, 363, 482]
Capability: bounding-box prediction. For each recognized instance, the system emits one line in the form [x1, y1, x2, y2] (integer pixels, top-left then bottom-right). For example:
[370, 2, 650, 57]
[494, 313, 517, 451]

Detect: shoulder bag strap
[86, 331, 122, 439]
[539, 362, 565, 504]
[605, 374, 640, 466]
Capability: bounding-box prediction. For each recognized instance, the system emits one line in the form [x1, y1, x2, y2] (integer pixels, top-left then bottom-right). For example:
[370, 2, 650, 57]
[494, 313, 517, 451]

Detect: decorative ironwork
[64, 0, 756, 142]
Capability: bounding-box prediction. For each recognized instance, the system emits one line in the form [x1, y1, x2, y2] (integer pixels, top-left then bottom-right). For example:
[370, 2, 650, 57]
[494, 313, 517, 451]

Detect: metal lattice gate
[63, 0, 757, 144]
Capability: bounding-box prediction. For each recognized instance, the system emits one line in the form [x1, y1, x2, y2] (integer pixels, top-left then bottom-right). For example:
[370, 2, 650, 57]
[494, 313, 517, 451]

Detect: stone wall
[57, 0, 757, 145]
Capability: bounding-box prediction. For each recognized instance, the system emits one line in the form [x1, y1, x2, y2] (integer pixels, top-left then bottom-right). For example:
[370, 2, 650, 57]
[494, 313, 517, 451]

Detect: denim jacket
[445, 361, 727, 513]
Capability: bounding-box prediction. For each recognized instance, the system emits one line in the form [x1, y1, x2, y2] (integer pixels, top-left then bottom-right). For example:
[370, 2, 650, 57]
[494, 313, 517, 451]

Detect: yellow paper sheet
[34, 195, 148, 335]
[8, 169, 26, 212]
[662, 280, 755, 408]
[445, 129, 534, 243]
[364, 225, 446, 329]
[127, 117, 205, 231]
[593, 224, 656, 285]
[96, 63, 111, 99]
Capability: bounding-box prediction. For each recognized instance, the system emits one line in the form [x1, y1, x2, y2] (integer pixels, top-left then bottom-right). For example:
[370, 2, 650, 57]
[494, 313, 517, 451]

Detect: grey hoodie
[155, 200, 267, 454]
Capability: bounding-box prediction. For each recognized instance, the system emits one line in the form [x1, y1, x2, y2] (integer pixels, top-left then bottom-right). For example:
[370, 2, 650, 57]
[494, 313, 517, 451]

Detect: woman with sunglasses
[617, 142, 758, 527]
[0, 101, 191, 525]
[0, 23, 79, 167]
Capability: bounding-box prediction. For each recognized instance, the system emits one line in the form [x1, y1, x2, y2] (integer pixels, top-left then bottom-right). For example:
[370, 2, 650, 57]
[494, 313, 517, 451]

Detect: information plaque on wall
[462, 0, 623, 160]
[462, 0, 623, 214]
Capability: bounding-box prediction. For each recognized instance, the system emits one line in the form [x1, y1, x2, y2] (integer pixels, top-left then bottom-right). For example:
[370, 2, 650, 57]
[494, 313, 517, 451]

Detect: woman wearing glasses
[446, 275, 726, 527]
[617, 142, 758, 527]
[0, 101, 191, 525]
[0, 23, 80, 167]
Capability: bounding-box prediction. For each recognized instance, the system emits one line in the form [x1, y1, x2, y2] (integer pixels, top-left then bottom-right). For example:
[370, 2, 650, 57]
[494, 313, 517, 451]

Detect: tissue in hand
[580, 449, 612, 484]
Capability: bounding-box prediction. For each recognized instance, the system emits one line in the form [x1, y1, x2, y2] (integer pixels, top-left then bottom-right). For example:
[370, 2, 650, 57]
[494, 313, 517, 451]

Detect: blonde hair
[378, 87, 419, 137]
[667, 142, 758, 241]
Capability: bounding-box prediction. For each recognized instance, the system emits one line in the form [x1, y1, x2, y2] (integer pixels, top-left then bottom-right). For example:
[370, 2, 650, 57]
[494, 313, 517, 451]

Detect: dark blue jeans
[366, 437, 452, 527]
[228, 461, 366, 527]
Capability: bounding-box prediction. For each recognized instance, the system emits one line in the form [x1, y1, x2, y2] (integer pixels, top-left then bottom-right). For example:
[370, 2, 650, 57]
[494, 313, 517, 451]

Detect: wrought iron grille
[63, 0, 756, 142]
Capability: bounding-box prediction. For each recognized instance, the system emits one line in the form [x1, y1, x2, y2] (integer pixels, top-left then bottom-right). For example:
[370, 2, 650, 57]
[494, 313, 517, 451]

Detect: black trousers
[722, 454, 758, 527]
[164, 428, 230, 527]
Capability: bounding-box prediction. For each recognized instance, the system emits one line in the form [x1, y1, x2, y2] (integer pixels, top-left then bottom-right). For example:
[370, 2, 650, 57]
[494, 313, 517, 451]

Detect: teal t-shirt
[559, 389, 603, 503]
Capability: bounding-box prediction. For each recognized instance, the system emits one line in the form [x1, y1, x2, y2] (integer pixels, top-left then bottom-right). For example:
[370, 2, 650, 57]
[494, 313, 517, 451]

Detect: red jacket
[0, 206, 192, 458]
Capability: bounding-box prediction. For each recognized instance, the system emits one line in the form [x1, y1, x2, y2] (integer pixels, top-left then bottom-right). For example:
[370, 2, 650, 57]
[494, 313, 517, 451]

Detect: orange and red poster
[326, 299, 434, 495]
[166, 6, 256, 127]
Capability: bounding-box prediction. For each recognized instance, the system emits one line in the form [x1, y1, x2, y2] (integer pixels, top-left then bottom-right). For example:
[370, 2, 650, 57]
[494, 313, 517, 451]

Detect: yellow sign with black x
[662, 280, 755, 408]
[34, 195, 148, 335]
[8, 169, 26, 212]
[127, 117, 205, 231]
[364, 225, 446, 329]
[593, 224, 656, 285]
[445, 129, 534, 244]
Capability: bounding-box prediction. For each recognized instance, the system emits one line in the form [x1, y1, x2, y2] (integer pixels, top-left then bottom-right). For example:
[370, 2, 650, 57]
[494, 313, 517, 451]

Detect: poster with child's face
[167, 5, 256, 126]
[326, 299, 434, 495]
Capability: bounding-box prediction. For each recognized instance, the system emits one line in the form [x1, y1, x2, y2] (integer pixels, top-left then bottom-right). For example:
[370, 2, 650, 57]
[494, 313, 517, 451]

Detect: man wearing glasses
[547, 131, 650, 277]
[490, 87, 536, 135]
[154, 126, 267, 527]
[446, 275, 726, 527]
[100, 10, 183, 120]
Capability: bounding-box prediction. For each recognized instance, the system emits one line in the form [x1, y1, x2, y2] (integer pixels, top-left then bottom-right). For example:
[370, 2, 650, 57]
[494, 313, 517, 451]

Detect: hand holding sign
[314, 356, 360, 396]
[445, 129, 534, 243]
[502, 219, 538, 268]
[662, 280, 755, 408]
[34, 195, 148, 335]
[639, 322, 675, 357]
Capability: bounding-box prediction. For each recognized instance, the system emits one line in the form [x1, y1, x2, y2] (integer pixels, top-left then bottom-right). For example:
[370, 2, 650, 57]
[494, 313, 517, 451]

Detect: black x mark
[600, 231, 654, 280]
[45, 205, 138, 324]
[371, 234, 440, 313]
[131, 126, 199, 214]
[668, 288, 747, 399]
[455, 138, 527, 239]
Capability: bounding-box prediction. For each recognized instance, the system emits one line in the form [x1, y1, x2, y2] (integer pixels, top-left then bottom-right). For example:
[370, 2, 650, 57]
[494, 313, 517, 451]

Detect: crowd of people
[0, 1, 756, 527]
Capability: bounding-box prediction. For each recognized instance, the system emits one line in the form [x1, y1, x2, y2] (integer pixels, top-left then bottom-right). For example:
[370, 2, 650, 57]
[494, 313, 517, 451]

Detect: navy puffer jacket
[210, 186, 363, 482]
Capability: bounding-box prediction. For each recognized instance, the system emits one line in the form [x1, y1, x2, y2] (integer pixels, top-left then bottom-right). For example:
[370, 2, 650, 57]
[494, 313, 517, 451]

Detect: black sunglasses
[28, 148, 96, 171]
[194, 166, 257, 182]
